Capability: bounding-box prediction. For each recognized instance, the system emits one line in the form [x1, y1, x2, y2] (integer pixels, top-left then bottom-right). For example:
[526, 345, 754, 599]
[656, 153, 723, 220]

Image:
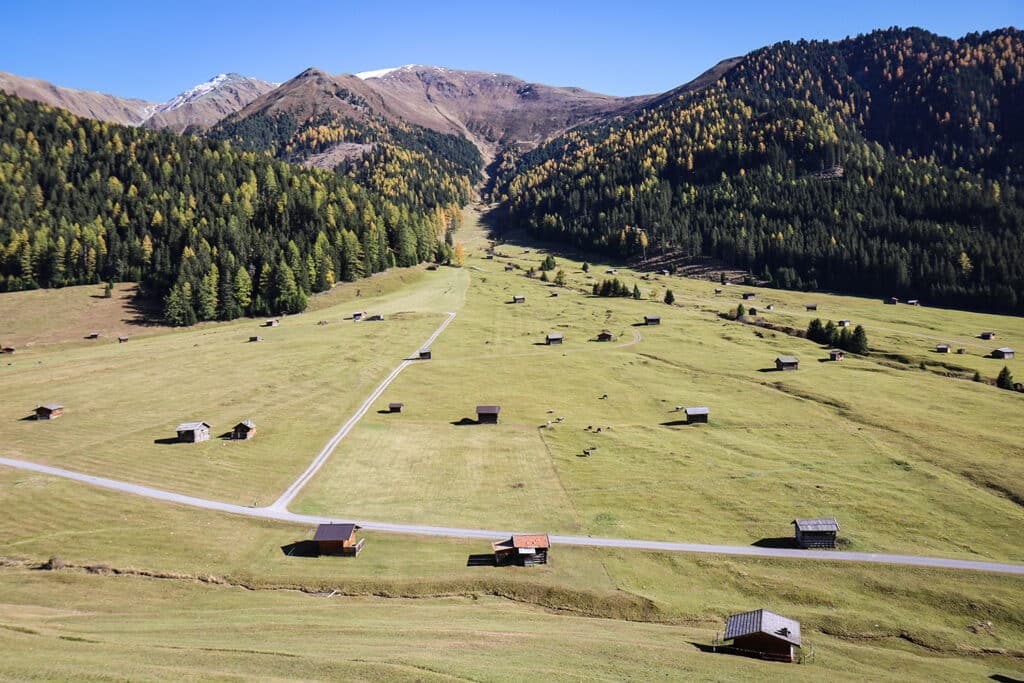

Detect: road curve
[269, 311, 457, 511]
[2, 456, 1022, 576]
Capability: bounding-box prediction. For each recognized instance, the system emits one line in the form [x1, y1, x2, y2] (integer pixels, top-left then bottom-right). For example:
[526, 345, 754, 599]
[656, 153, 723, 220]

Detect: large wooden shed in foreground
[775, 356, 799, 371]
[723, 609, 802, 662]
[313, 523, 364, 556]
[176, 421, 211, 443]
[476, 405, 500, 424]
[492, 534, 550, 566]
[792, 517, 839, 548]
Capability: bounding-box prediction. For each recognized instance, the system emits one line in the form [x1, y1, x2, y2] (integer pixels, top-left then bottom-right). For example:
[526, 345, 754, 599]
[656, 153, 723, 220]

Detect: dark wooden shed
[597, 330, 613, 342]
[313, 523, 364, 556]
[264, 319, 279, 327]
[476, 405, 500, 424]
[644, 315, 661, 325]
[35, 404, 65, 420]
[493, 534, 550, 566]
[176, 421, 211, 443]
[792, 517, 839, 548]
[993, 347, 1015, 359]
[513, 295, 525, 303]
[366, 314, 383, 322]
[352, 311, 364, 321]
[232, 420, 256, 440]
[505, 264, 515, 271]
[936, 344, 951, 353]
[829, 349, 845, 361]
[775, 356, 799, 371]
[838, 320, 851, 327]
[87, 331, 101, 339]
[389, 402, 404, 413]
[419, 348, 432, 360]
[118, 335, 129, 343]
[0, 346, 14, 354]
[980, 331, 996, 340]
[546, 333, 564, 345]
[715, 288, 723, 295]
[742, 293, 756, 300]
[723, 609, 801, 662]
[805, 304, 818, 311]
[685, 406, 709, 424]
[747, 307, 758, 316]
[907, 299, 920, 306]
[426, 263, 439, 271]
[249, 336, 263, 342]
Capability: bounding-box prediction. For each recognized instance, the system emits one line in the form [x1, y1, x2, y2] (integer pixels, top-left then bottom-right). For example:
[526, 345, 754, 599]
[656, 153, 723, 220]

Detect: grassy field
[0, 205, 1022, 679]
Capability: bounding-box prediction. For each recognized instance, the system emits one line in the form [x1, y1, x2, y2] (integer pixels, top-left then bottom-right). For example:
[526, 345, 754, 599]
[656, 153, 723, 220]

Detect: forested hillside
[495, 28, 1024, 313]
[0, 93, 466, 324]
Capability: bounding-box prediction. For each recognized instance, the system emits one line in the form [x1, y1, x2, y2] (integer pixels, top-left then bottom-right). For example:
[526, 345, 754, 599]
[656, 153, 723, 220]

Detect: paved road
[270, 311, 457, 510]
[2, 456, 1022, 576]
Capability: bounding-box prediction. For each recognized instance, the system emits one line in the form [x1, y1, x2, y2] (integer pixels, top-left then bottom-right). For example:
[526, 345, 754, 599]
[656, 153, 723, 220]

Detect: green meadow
[0, 207, 1021, 679]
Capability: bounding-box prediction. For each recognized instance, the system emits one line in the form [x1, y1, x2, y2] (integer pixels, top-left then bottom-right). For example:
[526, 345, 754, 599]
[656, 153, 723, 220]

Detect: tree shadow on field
[466, 553, 497, 567]
[152, 437, 180, 445]
[752, 537, 798, 549]
[450, 418, 479, 426]
[281, 541, 320, 558]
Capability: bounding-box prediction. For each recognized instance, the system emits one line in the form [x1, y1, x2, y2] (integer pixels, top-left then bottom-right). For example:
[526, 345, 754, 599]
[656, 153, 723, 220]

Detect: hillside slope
[0, 70, 156, 125]
[141, 73, 278, 132]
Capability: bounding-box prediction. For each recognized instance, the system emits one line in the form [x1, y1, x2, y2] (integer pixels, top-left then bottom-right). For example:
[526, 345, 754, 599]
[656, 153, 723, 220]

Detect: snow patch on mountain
[355, 65, 430, 80]
[154, 74, 233, 113]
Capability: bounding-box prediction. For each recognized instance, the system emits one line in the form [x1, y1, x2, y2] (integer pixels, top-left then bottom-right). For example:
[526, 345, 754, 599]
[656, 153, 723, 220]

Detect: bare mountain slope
[0, 70, 156, 125]
[141, 73, 278, 132]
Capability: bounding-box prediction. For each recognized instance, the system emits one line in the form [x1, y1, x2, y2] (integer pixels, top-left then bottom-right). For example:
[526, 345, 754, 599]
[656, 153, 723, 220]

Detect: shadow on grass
[217, 431, 234, 440]
[19, 415, 38, 421]
[659, 419, 690, 427]
[377, 409, 395, 415]
[281, 541, 320, 558]
[152, 437, 180, 445]
[752, 537, 797, 549]
[687, 641, 719, 654]
[757, 367, 782, 372]
[990, 675, 1024, 683]
[450, 418, 479, 426]
[466, 553, 497, 567]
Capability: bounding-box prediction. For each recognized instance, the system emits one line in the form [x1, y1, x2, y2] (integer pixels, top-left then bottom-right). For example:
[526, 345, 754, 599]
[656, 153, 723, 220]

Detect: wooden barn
[35, 404, 64, 420]
[352, 311, 364, 321]
[980, 331, 996, 340]
[232, 420, 256, 440]
[829, 349, 845, 361]
[388, 402, 404, 413]
[546, 332, 564, 345]
[493, 534, 550, 566]
[476, 405, 500, 424]
[805, 304, 818, 311]
[249, 336, 263, 342]
[775, 356, 799, 371]
[723, 609, 802, 663]
[176, 421, 211, 443]
[993, 347, 1015, 359]
[419, 348, 432, 360]
[313, 523, 364, 557]
[264, 319, 279, 327]
[505, 264, 515, 271]
[715, 288, 723, 295]
[87, 331, 101, 339]
[747, 307, 758, 316]
[685, 406, 709, 424]
[513, 295, 526, 304]
[742, 293, 756, 300]
[936, 344, 951, 353]
[907, 299, 920, 306]
[793, 517, 839, 548]
[644, 315, 661, 326]
[838, 320, 851, 327]
[597, 330, 614, 342]
[118, 335, 129, 343]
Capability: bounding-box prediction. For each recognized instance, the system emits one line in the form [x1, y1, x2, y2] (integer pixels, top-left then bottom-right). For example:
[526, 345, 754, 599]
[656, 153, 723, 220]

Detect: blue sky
[1, 1, 1019, 101]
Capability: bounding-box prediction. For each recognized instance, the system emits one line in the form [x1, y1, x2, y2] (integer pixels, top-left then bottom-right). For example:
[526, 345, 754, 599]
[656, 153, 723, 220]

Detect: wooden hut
[35, 404, 64, 420]
[426, 263, 439, 271]
[793, 517, 839, 548]
[546, 332, 564, 345]
[249, 336, 263, 342]
[504, 264, 515, 271]
[176, 421, 211, 443]
[838, 320, 851, 327]
[715, 288, 723, 295]
[232, 420, 256, 440]
[313, 523, 364, 557]
[980, 331, 996, 340]
[118, 335, 129, 343]
[87, 331, 101, 339]
[476, 405, 500, 424]
[723, 609, 802, 663]
[742, 293, 756, 300]
[747, 307, 758, 316]
[957, 348, 967, 354]
[766, 304, 774, 311]
[644, 315, 661, 326]
[936, 344, 951, 353]
[685, 407, 709, 424]
[829, 349, 845, 361]
[388, 402, 404, 413]
[419, 348, 432, 360]
[512, 295, 526, 304]
[597, 330, 613, 342]
[352, 311, 364, 321]
[993, 347, 1015, 359]
[775, 356, 799, 371]
[1, 346, 16, 354]
[887, 297, 899, 305]
[907, 299, 920, 306]
[492, 534, 550, 566]
[805, 304, 818, 311]
[264, 319, 279, 327]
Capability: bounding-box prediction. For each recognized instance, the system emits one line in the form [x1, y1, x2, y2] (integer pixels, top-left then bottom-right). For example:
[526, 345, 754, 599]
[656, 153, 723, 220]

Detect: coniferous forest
[0, 93, 473, 324]
[494, 28, 1024, 313]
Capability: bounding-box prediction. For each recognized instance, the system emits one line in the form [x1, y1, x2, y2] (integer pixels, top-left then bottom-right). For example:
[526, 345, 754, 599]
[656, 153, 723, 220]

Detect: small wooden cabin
[232, 420, 256, 440]
[980, 331, 996, 340]
[118, 335, 129, 343]
[419, 348, 432, 360]
[264, 319, 279, 327]
[829, 349, 845, 361]
[993, 347, 1015, 359]
[660, 269, 670, 276]
[907, 299, 920, 306]
[313, 523, 364, 557]
[715, 288, 723, 295]
[504, 264, 515, 271]
[957, 348, 967, 354]
[936, 344, 951, 353]
[87, 331, 101, 339]
[546, 333, 564, 345]
[176, 421, 211, 443]
[644, 315, 661, 326]
[352, 311, 364, 321]
[597, 330, 613, 342]
[838, 320, 851, 327]
[805, 304, 818, 311]
[2, 346, 16, 354]
[512, 295, 526, 304]
[685, 406, 709, 424]
[388, 402, 404, 413]
[724, 609, 802, 663]
[35, 404, 64, 420]
[249, 336, 263, 342]
[493, 534, 550, 566]
[747, 307, 758, 316]
[793, 517, 839, 548]
[775, 356, 799, 371]
[742, 293, 756, 300]
[476, 405, 500, 424]
[887, 297, 899, 305]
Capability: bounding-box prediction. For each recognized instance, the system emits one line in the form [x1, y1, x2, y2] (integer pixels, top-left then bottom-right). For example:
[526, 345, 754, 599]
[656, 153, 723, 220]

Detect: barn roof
[793, 517, 840, 532]
[776, 356, 799, 364]
[725, 609, 801, 647]
[313, 523, 359, 542]
[235, 420, 256, 429]
[547, 332, 564, 339]
[39, 404, 64, 411]
[645, 315, 661, 320]
[493, 534, 550, 551]
[476, 405, 501, 414]
[997, 347, 1015, 353]
[685, 407, 709, 416]
[389, 402, 404, 409]
[176, 421, 210, 431]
